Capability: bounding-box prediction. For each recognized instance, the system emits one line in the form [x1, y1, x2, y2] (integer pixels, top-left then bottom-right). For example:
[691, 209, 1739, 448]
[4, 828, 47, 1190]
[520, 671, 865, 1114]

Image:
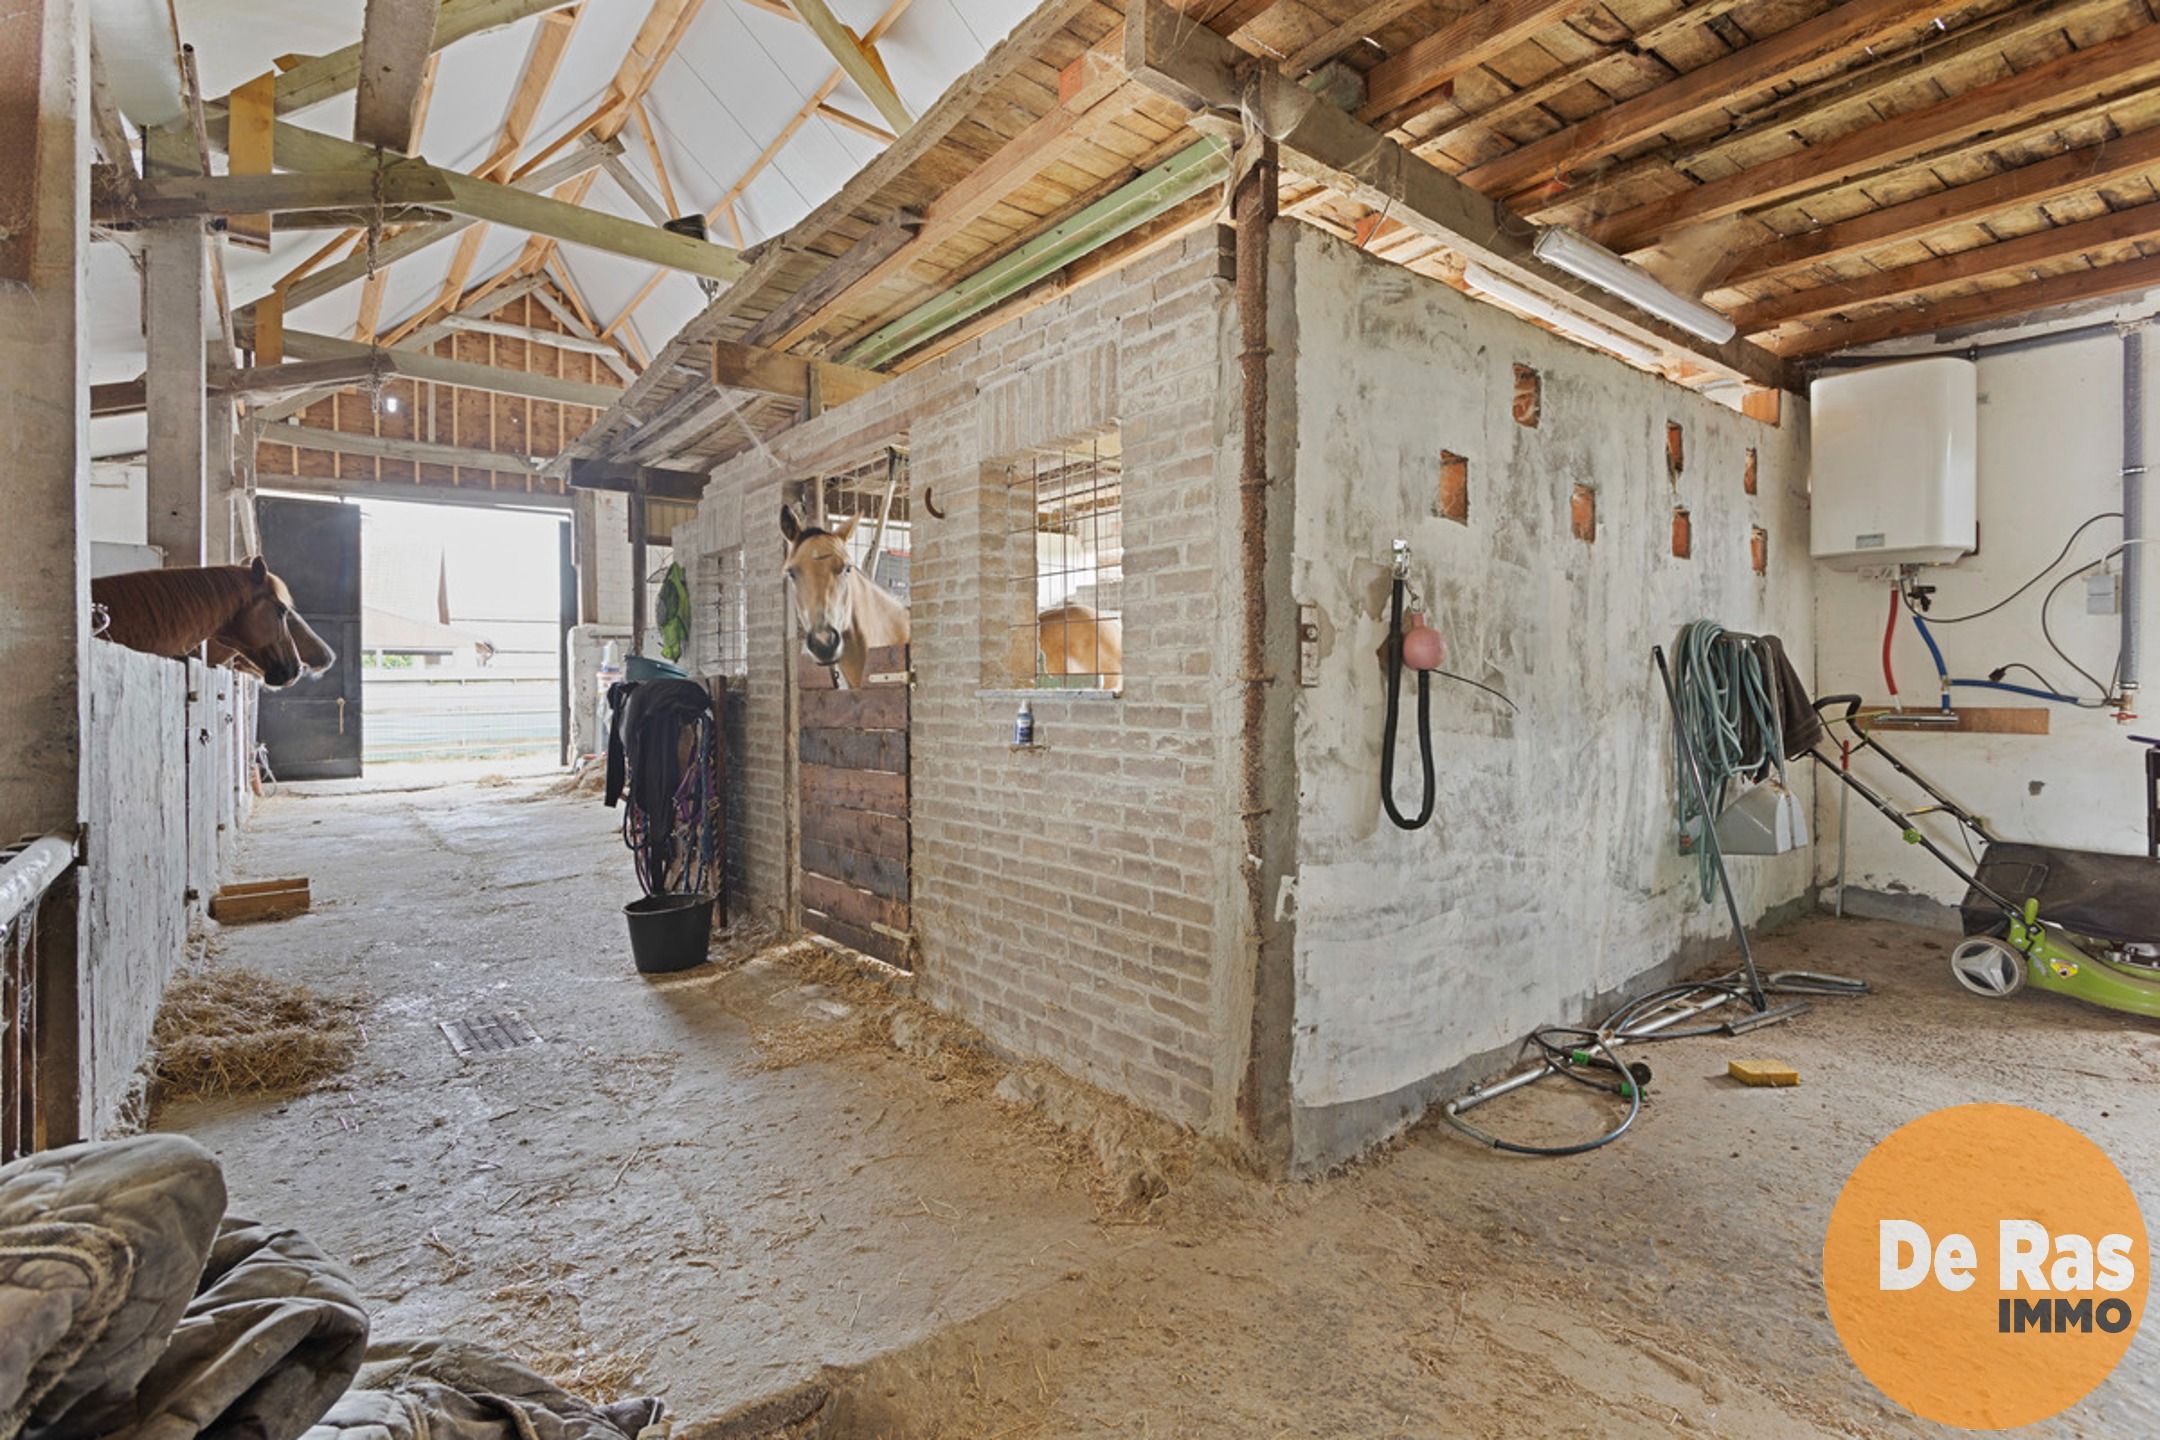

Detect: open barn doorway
[788, 449, 913, 969]
[256, 492, 575, 784]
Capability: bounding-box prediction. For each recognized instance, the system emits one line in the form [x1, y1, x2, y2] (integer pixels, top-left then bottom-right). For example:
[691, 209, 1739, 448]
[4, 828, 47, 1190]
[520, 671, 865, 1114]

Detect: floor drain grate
[439, 1012, 542, 1057]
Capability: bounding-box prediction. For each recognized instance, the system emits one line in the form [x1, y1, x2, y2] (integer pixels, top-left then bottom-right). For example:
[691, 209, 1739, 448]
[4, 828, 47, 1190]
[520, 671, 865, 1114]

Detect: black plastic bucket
[623, 892, 715, 973]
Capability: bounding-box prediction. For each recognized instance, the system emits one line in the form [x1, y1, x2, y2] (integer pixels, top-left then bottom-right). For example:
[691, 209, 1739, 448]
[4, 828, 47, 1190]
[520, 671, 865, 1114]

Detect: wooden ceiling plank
[354, 0, 442, 151]
[1530, 0, 2128, 224]
[1411, 0, 1755, 163]
[1589, 20, 2160, 254]
[1726, 124, 2160, 288]
[1357, 0, 1586, 130]
[1279, 0, 1450, 77]
[1739, 198, 2160, 333]
[1127, 0, 1791, 390]
[1788, 250, 2160, 355]
[1462, 0, 1952, 201]
[754, 43, 1128, 351]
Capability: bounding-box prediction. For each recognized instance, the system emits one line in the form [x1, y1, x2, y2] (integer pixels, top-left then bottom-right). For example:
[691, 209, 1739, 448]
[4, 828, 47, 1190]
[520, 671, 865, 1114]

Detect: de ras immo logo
[1822, 1104, 2148, 1430]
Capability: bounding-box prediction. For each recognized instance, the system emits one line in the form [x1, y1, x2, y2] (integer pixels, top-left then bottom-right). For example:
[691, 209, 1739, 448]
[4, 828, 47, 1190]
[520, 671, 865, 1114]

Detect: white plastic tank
[1809, 357, 1977, 568]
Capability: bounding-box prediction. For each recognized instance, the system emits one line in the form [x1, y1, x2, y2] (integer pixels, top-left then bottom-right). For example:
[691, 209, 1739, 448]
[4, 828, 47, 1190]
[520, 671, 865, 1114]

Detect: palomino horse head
[780, 506, 860, 669]
[215, 557, 336, 689]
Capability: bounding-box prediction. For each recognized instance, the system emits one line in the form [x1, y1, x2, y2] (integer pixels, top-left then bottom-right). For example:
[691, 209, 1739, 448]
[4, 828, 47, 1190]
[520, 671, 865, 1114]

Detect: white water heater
[1809, 357, 1977, 568]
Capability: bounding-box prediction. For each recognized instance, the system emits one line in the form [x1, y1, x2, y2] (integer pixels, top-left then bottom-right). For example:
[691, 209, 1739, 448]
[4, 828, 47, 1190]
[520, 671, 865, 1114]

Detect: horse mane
[92, 565, 260, 657]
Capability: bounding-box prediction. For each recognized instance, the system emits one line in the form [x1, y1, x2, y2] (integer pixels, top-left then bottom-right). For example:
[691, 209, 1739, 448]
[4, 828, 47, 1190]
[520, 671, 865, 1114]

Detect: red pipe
[1882, 584, 1901, 700]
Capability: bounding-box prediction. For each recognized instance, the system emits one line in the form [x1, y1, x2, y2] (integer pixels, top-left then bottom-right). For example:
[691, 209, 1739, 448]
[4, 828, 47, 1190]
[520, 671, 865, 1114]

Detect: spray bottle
[1014, 698, 1034, 746]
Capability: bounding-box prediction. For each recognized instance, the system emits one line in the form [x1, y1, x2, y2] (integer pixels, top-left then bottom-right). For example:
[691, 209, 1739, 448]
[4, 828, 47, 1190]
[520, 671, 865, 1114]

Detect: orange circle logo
[1823, 1104, 2146, 1429]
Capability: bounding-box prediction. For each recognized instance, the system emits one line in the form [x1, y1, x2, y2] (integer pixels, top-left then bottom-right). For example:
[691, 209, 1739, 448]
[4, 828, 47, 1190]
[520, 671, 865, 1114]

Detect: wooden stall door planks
[798, 644, 910, 967]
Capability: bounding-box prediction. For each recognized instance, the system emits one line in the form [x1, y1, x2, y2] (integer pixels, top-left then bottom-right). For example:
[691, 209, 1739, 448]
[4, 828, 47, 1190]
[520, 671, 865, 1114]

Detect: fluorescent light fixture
[1532, 226, 1738, 344]
[384, 394, 400, 414]
[1462, 263, 1662, 367]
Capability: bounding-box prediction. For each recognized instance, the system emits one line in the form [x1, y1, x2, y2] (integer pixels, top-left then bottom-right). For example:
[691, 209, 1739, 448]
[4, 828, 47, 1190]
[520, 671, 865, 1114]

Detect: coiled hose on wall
[1669, 621, 1786, 901]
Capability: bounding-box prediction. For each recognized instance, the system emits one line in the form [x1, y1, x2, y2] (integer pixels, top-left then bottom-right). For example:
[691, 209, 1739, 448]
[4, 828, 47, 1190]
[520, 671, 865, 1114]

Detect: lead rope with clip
[1381, 540, 1437, 830]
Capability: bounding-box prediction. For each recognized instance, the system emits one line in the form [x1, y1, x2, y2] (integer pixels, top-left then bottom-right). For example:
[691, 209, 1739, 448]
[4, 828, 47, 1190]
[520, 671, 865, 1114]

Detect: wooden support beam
[631, 101, 680, 216]
[1356, 0, 1582, 129]
[438, 312, 627, 357]
[264, 139, 611, 314]
[270, 422, 550, 475]
[786, 0, 911, 133]
[1590, 21, 2160, 254]
[354, 0, 441, 151]
[1788, 251, 2160, 356]
[743, 208, 922, 347]
[1125, 0, 1791, 391]
[1723, 124, 2160, 290]
[203, 117, 744, 280]
[250, 0, 580, 116]
[754, 43, 1124, 351]
[92, 378, 148, 416]
[259, 470, 572, 509]
[1461, 0, 1950, 201]
[103, 163, 453, 222]
[568, 460, 709, 501]
[712, 338, 888, 406]
[600, 146, 672, 224]
[226, 71, 277, 248]
[1281, 0, 1445, 76]
[210, 355, 387, 399]
[252, 326, 624, 406]
[816, 101, 894, 144]
[1736, 201, 2160, 336]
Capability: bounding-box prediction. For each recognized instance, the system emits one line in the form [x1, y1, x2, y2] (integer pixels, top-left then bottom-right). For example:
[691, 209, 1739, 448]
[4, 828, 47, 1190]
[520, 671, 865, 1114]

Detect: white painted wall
[84, 640, 255, 1132]
[1283, 230, 1814, 1163]
[1814, 330, 2160, 910]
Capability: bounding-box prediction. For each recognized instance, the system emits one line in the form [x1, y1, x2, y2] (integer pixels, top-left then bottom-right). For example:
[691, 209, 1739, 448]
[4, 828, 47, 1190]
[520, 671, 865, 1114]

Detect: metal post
[1835, 738, 1850, 917]
[629, 483, 648, 659]
[866, 447, 901, 585]
[557, 519, 574, 767]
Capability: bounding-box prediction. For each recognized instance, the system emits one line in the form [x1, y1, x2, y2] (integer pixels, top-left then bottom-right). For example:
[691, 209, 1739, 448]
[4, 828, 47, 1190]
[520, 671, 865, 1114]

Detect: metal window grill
[0, 834, 73, 1162]
[699, 545, 748, 677]
[788, 447, 911, 602]
[1007, 432, 1122, 690]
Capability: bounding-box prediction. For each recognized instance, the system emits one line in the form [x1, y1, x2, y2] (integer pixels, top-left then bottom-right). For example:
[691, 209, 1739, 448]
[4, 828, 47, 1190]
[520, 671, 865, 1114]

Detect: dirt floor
[158, 771, 2160, 1439]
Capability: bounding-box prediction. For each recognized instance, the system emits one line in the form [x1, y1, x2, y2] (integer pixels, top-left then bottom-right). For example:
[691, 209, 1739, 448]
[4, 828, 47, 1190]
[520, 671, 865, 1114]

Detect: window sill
[975, 688, 1120, 701]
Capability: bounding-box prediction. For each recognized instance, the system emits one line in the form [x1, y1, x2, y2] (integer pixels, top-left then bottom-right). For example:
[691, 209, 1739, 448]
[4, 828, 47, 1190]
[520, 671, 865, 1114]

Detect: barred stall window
[785, 447, 911, 602]
[1003, 430, 1122, 691]
[697, 545, 747, 677]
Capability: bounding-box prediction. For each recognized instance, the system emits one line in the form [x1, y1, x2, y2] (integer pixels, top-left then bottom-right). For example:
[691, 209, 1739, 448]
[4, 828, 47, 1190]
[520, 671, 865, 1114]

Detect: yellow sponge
[1729, 1059, 1801, 1088]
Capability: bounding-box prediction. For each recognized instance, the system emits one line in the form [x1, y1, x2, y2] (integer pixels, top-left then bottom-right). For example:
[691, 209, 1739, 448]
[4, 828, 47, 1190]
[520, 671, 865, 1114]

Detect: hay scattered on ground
[151, 967, 365, 1102]
[745, 940, 1199, 1221]
[480, 1258, 651, 1403]
[531, 765, 606, 801]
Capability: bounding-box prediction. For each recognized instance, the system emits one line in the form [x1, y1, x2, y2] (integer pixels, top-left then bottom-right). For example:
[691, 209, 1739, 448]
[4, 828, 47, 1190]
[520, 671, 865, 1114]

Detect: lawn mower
[1810, 694, 2160, 1018]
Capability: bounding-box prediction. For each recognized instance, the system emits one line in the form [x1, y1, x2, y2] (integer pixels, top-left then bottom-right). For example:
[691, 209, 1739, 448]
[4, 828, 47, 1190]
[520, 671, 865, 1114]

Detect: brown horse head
[781, 505, 860, 668]
[217, 557, 331, 689]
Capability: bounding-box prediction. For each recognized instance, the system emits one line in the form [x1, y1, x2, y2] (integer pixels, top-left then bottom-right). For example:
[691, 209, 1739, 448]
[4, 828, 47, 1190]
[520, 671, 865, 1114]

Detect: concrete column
[0, 0, 91, 1147]
[206, 402, 237, 564]
[144, 218, 207, 567]
[0, 0, 90, 841]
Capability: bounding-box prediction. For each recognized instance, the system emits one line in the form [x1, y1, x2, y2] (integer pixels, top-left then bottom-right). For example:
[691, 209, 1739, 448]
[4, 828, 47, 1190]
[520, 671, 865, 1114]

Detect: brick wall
[680, 228, 1247, 1134]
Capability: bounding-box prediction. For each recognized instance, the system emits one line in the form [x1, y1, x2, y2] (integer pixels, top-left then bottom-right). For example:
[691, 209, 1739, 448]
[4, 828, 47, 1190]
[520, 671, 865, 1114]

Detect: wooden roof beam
[354, 0, 442, 151]
[1462, 0, 1952, 202]
[240, 325, 624, 407]
[1356, 0, 1585, 131]
[750, 42, 1124, 351]
[269, 423, 555, 476]
[787, 0, 911, 133]
[1789, 251, 2160, 356]
[101, 163, 453, 223]
[568, 460, 708, 500]
[226, 0, 578, 117]
[1723, 124, 2160, 290]
[1590, 20, 2160, 254]
[712, 337, 888, 406]
[1126, 0, 1791, 391]
[201, 115, 743, 281]
[1736, 200, 2160, 336]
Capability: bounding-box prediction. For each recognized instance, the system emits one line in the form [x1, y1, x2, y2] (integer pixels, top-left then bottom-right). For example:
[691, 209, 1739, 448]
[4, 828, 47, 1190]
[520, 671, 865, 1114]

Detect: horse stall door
[256, 496, 363, 780]
[797, 646, 910, 968]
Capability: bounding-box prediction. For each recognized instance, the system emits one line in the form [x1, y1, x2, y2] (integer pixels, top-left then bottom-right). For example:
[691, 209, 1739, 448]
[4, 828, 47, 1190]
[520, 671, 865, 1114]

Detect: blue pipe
[1950, 678, 2086, 704]
[1910, 613, 1952, 711]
